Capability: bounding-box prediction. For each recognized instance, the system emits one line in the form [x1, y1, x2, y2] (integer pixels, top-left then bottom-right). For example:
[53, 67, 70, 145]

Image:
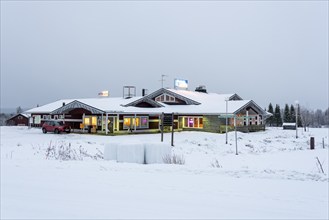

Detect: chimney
[195, 85, 207, 93]
[62, 102, 65, 106]
[142, 88, 148, 96]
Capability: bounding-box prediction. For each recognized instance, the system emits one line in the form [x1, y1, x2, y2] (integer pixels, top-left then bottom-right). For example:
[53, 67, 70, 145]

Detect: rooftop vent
[123, 86, 136, 99]
[195, 85, 207, 93]
[142, 88, 148, 97]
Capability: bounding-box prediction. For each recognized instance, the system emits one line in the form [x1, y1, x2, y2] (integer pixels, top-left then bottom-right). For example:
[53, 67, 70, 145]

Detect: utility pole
[295, 100, 299, 139]
[234, 115, 238, 155]
[225, 98, 228, 144]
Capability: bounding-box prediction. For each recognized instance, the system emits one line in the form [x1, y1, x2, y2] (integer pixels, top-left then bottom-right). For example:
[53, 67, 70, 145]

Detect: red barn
[6, 113, 30, 126]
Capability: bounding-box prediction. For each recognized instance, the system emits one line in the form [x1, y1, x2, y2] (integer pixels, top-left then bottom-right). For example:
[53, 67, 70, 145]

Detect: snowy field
[1, 126, 328, 219]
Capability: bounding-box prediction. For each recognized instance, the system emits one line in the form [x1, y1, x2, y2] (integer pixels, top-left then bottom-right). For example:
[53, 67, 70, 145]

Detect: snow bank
[144, 142, 171, 164]
[104, 142, 171, 164]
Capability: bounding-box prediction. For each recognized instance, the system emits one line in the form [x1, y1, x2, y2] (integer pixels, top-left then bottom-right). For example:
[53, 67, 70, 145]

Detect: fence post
[323, 138, 325, 149]
[310, 137, 315, 150]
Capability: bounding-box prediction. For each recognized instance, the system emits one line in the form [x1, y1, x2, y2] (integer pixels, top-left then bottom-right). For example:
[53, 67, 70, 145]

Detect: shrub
[45, 141, 103, 161]
[163, 154, 185, 165]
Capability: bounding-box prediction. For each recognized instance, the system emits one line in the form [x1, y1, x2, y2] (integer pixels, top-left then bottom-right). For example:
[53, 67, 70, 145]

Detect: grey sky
[1, 1, 328, 111]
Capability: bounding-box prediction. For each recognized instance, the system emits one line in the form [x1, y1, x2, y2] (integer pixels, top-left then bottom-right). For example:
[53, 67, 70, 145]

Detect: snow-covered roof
[166, 89, 237, 103]
[25, 99, 75, 114]
[6, 113, 30, 121]
[282, 123, 296, 126]
[25, 89, 267, 116]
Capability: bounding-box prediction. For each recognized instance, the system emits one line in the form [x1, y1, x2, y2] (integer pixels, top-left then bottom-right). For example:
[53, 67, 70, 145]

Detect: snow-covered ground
[1, 126, 328, 219]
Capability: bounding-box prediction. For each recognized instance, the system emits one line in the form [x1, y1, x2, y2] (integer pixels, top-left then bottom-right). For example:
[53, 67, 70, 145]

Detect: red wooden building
[6, 113, 30, 126]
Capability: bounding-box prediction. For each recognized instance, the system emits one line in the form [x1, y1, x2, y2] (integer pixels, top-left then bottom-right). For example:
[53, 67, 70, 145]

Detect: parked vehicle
[42, 120, 71, 134]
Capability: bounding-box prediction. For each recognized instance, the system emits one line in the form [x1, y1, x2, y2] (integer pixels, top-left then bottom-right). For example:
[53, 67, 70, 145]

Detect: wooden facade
[6, 114, 29, 126]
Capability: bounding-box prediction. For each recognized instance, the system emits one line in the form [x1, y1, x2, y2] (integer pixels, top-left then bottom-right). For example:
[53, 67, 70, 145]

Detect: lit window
[133, 117, 140, 127]
[123, 116, 148, 129]
[199, 118, 203, 128]
[84, 118, 90, 125]
[91, 117, 97, 126]
[124, 118, 131, 128]
[183, 117, 203, 128]
[140, 117, 148, 128]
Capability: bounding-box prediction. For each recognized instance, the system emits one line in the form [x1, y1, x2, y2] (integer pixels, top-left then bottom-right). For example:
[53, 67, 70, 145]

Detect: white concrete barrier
[144, 142, 171, 164]
[104, 141, 172, 164]
[116, 142, 145, 164]
[104, 142, 119, 161]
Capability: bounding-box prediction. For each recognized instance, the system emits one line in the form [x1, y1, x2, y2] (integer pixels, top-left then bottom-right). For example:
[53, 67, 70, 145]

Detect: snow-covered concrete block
[104, 142, 119, 161]
[117, 143, 145, 164]
[144, 142, 172, 164]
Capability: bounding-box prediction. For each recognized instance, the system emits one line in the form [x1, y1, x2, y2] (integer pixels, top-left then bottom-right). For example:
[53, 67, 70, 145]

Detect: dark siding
[203, 115, 221, 133]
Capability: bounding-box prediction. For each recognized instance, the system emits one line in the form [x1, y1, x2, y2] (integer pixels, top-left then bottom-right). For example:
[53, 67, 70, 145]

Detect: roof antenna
[160, 74, 168, 88]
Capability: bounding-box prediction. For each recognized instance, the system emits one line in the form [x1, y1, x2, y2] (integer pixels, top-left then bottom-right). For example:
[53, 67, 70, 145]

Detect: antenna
[160, 74, 168, 88]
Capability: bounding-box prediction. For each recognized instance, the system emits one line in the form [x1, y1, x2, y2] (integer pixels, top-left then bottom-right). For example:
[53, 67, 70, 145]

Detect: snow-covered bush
[211, 159, 222, 168]
[45, 141, 103, 161]
[163, 154, 185, 165]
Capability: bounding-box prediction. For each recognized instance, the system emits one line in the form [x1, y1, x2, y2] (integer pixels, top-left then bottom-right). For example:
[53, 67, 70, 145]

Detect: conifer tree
[274, 104, 282, 126]
[283, 104, 290, 123]
[16, 106, 22, 114]
[290, 104, 296, 123]
[267, 103, 274, 126]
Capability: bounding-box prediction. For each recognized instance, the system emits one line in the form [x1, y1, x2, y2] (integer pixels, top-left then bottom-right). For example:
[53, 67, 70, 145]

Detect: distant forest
[265, 103, 329, 129]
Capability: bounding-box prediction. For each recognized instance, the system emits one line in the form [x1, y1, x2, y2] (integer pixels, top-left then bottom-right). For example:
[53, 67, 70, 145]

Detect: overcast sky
[1, 1, 328, 111]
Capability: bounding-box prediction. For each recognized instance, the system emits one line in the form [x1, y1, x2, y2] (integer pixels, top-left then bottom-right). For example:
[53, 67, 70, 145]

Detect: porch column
[101, 114, 104, 132]
[116, 114, 119, 132]
[134, 114, 137, 131]
[246, 110, 249, 126]
[105, 113, 108, 135]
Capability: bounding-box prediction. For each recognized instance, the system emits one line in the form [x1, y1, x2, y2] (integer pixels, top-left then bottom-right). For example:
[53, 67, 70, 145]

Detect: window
[140, 116, 148, 128]
[183, 117, 203, 128]
[54, 115, 58, 120]
[155, 94, 176, 103]
[18, 116, 23, 120]
[43, 115, 51, 120]
[84, 118, 90, 125]
[123, 116, 149, 129]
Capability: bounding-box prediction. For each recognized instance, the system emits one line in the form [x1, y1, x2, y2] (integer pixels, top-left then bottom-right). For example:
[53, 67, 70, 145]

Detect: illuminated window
[199, 118, 203, 127]
[124, 117, 131, 128]
[123, 116, 148, 129]
[183, 117, 203, 128]
[91, 117, 97, 126]
[140, 116, 148, 128]
[84, 118, 90, 125]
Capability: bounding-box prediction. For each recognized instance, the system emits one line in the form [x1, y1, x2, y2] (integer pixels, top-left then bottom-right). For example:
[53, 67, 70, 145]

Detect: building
[5, 113, 30, 126]
[282, 122, 296, 130]
[25, 87, 270, 134]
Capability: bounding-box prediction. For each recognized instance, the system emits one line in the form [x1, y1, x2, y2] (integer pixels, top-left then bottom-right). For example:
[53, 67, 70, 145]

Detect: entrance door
[106, 116, 118, 133]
